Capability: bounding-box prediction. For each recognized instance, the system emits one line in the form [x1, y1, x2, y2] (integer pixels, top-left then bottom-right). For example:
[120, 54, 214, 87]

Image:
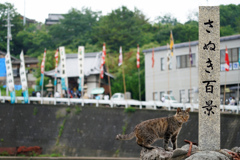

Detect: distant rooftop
[45, 14, 65, 26]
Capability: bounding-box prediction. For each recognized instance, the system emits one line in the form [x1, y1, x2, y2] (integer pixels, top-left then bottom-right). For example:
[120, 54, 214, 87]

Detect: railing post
[96, 100, 99, 107]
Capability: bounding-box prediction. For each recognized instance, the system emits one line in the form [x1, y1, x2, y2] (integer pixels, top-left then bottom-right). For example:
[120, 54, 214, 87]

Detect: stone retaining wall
[0, 104, 239, 157]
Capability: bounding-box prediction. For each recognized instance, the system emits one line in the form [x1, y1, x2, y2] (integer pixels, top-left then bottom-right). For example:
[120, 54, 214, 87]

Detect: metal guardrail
[0, 96, 239, 114]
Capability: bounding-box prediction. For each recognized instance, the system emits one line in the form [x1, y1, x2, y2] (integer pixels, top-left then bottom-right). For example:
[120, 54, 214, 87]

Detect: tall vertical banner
[40, 49, 46, 86]
[78, 46, 84, 91]
[100, 43, 106, 79]
[170, 31, 174, 56]
[152, 48, 155, 68]
[59, 46, 67, 91]
[54, 49, 59, 86]
[5, 52, 15, 103]
[225, 46, 230, 71]
[20, 50, 28, 103]
[118, 46, 123, 66]
[198, 6, 220, 151]
[137, 45, 140, 68]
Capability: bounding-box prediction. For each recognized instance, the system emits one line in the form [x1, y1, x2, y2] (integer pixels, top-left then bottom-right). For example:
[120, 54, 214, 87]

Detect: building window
[153, 92, 158, 100]
[161, 58, 165, 71]
[220, 47, 240, 71]
[160, 91, 165, 102]
[176, 54, 196, 69]
[167, 56, 172, 70]
[188, 89, 193, 103]
[179, 89, 185, 103]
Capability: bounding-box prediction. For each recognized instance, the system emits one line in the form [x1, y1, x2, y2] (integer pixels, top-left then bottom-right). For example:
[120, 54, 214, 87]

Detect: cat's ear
[177, 108, 181, 113]
[186, 108, 191, 112]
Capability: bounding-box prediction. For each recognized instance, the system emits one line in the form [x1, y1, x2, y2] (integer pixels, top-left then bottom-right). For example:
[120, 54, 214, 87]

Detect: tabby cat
[116, 107, 190, 150]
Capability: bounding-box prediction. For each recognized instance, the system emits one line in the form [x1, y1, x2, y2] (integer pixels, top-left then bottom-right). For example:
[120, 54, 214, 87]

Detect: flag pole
[189, 40, 192, 106]
[223, 71, 226, 111]
[152, 48, 155, 100]
[137, 44, 141, 101]
[122, 62, 126, 99]
[106, 54, 112, 98]
[138, 67, 141, 101]
[237, 68, 240, 111]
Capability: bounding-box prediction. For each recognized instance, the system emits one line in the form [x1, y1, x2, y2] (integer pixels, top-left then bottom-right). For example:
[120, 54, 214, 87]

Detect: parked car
[111, 93, 125, 101]
[163, 94, 178, 103]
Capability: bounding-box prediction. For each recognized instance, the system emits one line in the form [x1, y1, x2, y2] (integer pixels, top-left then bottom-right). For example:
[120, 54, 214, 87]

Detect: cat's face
[175, 108, 190, 123]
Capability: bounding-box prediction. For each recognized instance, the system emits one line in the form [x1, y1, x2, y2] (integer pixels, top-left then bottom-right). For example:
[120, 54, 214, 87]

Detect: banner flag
[39, 74, 44, 86]
[10, 90, 15, 104]
[78, 46, 84, 91]
[119, 46, 123, 66]
[225, 46, 230, 71]
[23, 90, 28, 103]
[5, 52, 15, 103]
[137, 45, 140, 68]
[189, 41, 193, 65]
[100, 43, 106, 79]
[20, 50, 28, 103]
[54, 49, 59, 86]
[60, 46, 67, 90]
[170, 31, 174, 56]
[39, 49, 46, 86]
[152, 48, 155, 68]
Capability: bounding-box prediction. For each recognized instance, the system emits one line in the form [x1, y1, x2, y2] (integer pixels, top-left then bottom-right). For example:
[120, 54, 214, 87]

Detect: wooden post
[122, 62, 126, 99]
[106, 55, 112, 98]
[198, 6, 220, 151]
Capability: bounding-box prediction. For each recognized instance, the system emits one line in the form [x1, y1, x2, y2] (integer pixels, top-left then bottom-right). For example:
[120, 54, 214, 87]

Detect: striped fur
[116, 108, 190, 150]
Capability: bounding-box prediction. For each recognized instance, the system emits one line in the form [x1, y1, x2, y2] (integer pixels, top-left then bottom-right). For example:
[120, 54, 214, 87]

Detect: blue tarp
[0, 58, 6, 77]
[3, 85, 22, 91]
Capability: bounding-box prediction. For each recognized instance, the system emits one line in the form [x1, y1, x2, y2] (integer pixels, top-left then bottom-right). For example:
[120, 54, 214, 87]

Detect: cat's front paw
[164, 147, 173, 151]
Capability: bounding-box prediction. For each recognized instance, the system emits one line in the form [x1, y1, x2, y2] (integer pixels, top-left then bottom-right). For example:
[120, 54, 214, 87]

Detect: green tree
[220, 4, 240, 34]
[49, 7, 100, 51]
[92, 6, 154, 53]
[16, 24, 53, 57]
[0, 2, 23, 55]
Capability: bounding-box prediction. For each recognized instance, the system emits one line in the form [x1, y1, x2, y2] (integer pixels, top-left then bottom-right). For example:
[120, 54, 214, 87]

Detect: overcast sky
[1, 0, 239, 24]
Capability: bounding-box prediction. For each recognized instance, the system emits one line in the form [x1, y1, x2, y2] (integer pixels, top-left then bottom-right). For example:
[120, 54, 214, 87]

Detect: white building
[45, 52, 113, 97]
[143, 34, 240, 105]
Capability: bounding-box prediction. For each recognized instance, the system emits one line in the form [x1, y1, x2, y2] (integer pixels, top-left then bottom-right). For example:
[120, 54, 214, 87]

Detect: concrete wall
[0, 104, 239, 157]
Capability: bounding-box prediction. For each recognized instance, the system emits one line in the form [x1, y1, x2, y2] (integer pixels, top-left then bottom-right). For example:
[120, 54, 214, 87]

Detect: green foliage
[122, 121, 128, 134]
[49, 7, 100, 50]
[56, 118, 66, 145]
[75, 106, 82, 114]
[66, 107, 71, 114]
[124, 107, 136, 113]
[220, 4, 240, 34]
[0, 2, 239, 101]
[0, 3, 24, 55]
[33, 107, 38, 116]
[92, 6, 153, 53]
[0, 151, 9, 156]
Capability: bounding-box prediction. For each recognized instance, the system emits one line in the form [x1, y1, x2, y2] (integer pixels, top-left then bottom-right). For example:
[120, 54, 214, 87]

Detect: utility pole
[4, 8, 13, 96]
[23, 0, 26, 26]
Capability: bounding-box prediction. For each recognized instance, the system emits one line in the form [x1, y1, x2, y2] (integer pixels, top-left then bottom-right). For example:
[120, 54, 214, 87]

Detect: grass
[124, 107, 136, 113]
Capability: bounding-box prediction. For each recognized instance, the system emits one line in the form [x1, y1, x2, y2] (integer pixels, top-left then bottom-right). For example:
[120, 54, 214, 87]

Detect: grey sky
[1, 0, 239, 23]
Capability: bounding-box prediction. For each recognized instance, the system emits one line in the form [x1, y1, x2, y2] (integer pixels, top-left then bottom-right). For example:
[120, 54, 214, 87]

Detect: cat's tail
[116, 132, 135, 140]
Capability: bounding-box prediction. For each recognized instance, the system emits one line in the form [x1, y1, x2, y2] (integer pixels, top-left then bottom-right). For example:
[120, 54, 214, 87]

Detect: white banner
[78, 46, 84, 87]
[5, 52, 14, 92]
[19, 50, 28, 91]
[59, 46, 68, 90]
